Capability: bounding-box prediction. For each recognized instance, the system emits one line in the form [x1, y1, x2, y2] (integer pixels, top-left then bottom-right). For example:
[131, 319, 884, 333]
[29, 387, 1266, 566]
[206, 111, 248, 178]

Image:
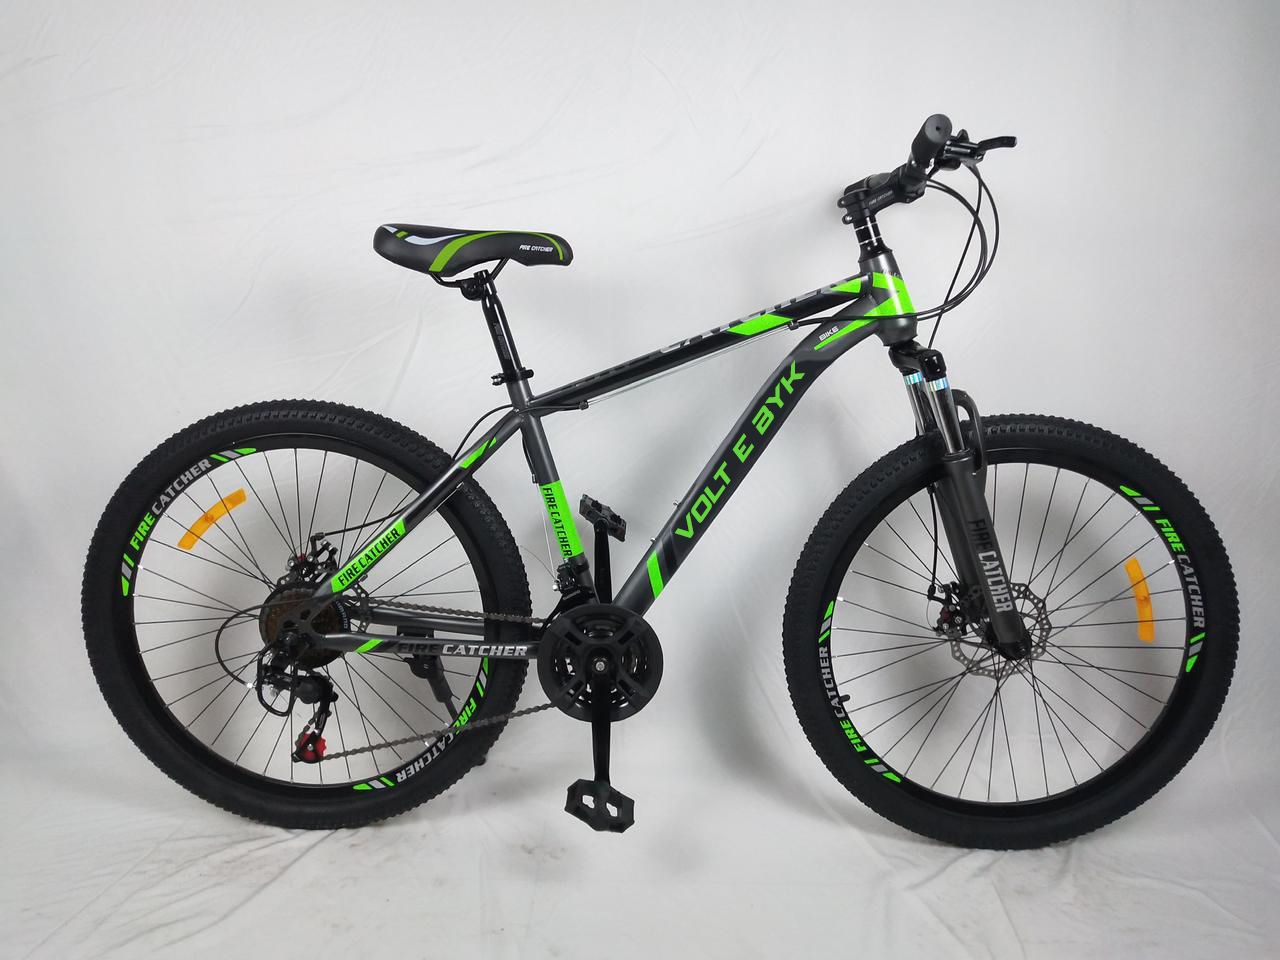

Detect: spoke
[140, 568, 245, 616]
[293, 448, 304, 558]
[1055, 643, 1183, 650]
[835, 626, 953, 642]
[150, 650, 257, 682]
[207, 470, 272, 583]
[160, 510, 268, 586]
[345, 472, 390, 566]
[1030, 656, 1048, 794]
[307, 450, 328, 548]
[907, 496, 957, 580]
[382, 560, 472, 603]
[1026, 668, 1127, 753]
[902, 663, 973, 776]
[1016, 668, 1105, 772]
[1053, 586, 1181, 613]
[846, 669, 970, 713]
[1046, 561, 1175, 635]
[134, 594, 249, 616]
[338, 459, 359, 561]
[834, 639, 951, 658]
[336, 658, 406, 762]
[1041, 649, 1175, 687]
[1048, 530, 1151, 607]
[359, 655, 449, 728]
[998, 677, 1018, 801]
[864, 544, 933, 584]
[863, 673, 964, 739]
[210, 684, 255, 747]
[140, 618, 255, 655]
[150, 539, 271, 586]
[882, 519, 937, 581]
[848, 568, 932, 599]
[1007, 463, 1029, 578]
[1032, 477, 1103, 589]
[176, 659, 253, 717]
[265, 709, 292, 777]
[181, 488, 267, 584]
[839, 641, 948, 685]
[235, 692, 283, 764]
[927, 651, 998, 789]
[1036, 652, 1152, 726]
[323, 667, 354, 780]
[165, 658, 252, 708]
[365, 534, 457, 594]
[263, 451, 299, 556]
[1026, 467, 1061, 583]
[1045, 516, 1142, 601]
[233, 457, 297, 559]
[1028, 660, 1076, 786]
[836, 598, 933, 633]
[959, 671, 1004, 797]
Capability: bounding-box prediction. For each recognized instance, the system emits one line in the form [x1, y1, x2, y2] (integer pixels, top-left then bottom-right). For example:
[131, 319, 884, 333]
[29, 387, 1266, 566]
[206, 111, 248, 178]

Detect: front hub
[940, 582, 1050, 677]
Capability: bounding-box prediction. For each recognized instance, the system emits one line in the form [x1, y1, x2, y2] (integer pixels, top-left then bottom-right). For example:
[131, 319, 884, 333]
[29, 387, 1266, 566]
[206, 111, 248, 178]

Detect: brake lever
[977, 135, 1017, 153]
[937, 132, 1018, 171]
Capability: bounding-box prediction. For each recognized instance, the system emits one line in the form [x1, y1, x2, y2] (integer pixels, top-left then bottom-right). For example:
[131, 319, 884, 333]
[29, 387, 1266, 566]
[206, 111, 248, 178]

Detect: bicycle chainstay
[316, 596, 552, 763]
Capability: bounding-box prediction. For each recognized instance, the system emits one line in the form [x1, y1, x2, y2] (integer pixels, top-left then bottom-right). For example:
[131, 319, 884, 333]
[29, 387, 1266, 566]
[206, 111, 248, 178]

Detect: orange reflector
[1123, 556, 1155, 643]
[178, 489, 247, 550]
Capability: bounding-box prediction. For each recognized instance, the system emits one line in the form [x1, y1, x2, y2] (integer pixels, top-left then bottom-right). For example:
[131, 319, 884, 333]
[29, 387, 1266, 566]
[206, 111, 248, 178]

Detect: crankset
[538, 603, 663, 833]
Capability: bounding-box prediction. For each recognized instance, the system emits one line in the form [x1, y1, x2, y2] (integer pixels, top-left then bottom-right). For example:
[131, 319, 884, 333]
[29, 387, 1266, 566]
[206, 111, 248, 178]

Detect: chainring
[537, 603, 663, 721]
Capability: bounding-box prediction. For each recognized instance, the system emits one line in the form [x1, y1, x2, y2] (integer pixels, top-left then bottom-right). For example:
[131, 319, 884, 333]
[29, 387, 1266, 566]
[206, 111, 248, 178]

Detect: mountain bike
[83, 115, 1237, 848]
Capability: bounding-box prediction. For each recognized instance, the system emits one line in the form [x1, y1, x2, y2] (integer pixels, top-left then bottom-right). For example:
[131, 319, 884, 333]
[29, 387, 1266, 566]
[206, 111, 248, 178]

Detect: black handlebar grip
[910, 114, 953, 169]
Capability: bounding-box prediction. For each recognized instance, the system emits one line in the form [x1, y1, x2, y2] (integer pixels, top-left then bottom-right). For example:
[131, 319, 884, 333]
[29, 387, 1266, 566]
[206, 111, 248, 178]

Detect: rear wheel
[83, 400, 531, 828]
[783, 415, 1237, 848]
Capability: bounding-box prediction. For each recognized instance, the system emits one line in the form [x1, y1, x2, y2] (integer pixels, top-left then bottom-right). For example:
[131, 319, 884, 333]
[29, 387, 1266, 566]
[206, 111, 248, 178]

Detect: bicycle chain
[317, 596, 553, 763]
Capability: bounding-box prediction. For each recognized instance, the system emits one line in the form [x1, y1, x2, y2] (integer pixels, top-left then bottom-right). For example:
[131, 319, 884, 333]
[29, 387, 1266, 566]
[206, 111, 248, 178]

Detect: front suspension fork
[893, 344, 1028, 657]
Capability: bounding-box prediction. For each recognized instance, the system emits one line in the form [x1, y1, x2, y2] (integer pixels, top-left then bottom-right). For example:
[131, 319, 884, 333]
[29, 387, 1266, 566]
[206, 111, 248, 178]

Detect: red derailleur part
[293, 729, 327, 763]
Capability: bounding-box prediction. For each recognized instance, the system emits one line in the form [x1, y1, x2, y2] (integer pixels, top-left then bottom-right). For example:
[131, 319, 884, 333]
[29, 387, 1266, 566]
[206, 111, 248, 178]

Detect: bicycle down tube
[298, 260, 918, 653]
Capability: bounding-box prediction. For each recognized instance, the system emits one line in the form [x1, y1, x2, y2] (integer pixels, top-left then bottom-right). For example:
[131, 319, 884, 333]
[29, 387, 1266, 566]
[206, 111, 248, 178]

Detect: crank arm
[312, 629, 539, 659]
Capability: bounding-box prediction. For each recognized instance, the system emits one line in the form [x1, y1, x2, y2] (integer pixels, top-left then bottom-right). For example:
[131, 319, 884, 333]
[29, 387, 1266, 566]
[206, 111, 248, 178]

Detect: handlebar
[838, 114, 1016, 221]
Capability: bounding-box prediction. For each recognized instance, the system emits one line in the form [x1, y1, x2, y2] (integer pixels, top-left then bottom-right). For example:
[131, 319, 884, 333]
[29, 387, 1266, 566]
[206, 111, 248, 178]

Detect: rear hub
[258, 585, 350, 669]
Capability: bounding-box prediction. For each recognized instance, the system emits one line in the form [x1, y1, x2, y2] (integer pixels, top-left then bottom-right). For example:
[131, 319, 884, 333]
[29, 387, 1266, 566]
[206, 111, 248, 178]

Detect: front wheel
[783, 415, 1237, 848]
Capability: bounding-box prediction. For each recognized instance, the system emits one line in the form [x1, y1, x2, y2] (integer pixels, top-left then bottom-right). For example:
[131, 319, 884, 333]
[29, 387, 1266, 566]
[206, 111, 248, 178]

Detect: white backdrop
[3, 1, 1279, 956]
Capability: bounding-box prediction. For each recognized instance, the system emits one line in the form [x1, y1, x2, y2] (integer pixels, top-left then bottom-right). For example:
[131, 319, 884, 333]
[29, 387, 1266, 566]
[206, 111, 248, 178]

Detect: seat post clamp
[491, 368, 534, 386]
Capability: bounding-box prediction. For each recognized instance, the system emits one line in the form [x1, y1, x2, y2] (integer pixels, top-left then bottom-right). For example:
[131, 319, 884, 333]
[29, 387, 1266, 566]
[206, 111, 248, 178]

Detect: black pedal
[579, 495, 626, 542]
[565, 779, 635, 833]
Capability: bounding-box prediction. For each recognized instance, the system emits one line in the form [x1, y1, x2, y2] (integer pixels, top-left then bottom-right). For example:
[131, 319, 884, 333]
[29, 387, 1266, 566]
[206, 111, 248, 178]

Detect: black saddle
[374, 224, 573, 278]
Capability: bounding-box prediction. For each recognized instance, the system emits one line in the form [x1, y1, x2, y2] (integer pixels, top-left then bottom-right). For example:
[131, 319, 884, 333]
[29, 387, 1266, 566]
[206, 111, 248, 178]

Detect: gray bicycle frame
[295, 247, 1014, 658]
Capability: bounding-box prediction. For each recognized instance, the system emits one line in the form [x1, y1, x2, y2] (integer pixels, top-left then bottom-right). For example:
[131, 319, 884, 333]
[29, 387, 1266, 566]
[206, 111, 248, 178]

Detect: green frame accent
[647, 551, 664, 599]
[539, 481, 584, 558]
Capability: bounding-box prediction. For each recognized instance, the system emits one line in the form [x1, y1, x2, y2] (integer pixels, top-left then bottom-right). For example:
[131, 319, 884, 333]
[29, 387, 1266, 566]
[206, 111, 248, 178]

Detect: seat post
[468, 270, 535, 406]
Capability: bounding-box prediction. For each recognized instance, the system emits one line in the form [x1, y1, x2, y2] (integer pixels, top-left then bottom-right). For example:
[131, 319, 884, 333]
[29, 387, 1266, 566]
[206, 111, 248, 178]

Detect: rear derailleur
[254, 637, 340, 764]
